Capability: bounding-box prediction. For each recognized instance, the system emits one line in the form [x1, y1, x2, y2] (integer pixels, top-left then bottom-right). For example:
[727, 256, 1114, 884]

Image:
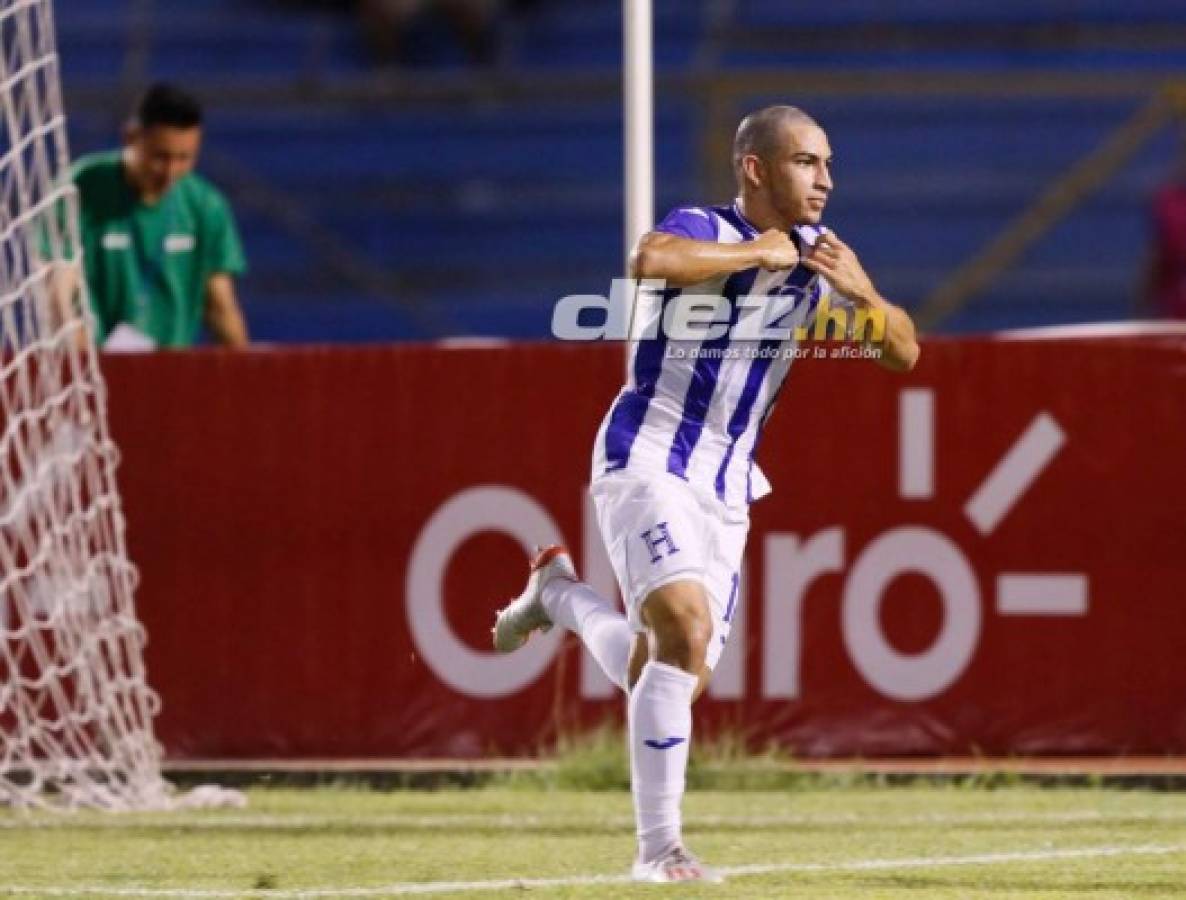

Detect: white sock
[541, 578, 633, 692]
[629, 660, 697, 863]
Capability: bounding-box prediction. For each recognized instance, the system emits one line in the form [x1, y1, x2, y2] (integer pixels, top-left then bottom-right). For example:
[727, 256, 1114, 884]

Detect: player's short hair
[732, 105, 818, 180]
[132, 83, 203, 130]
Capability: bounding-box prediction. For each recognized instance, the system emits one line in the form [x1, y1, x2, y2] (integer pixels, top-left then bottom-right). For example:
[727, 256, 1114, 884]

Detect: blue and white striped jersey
[591, 201, 844, 509]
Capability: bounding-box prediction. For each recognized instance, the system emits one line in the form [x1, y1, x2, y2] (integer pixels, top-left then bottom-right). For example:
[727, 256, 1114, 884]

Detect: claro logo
[406, 389, 1087, 702]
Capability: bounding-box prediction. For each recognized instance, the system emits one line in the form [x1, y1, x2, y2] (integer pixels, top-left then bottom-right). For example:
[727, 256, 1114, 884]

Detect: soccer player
[61, 82, 249, 349]
[493, 105, 919, 883]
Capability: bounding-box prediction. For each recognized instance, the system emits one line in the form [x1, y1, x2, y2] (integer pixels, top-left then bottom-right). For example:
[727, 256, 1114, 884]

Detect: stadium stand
[54, 0, 1186, 340]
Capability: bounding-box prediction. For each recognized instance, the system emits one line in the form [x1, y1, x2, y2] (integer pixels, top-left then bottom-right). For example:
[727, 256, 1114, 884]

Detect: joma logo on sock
[643, 737, 686, 750]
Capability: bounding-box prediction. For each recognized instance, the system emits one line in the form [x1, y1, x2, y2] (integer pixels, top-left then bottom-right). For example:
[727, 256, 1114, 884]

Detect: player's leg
[497, 474, 719, 881]
[626, 632, 713, 699]
[628, 577, 720, 883]
[541, 563, 634, 691]
[628, 501, 748, 883]
[515, 475, 697, 693]
[492, 546, 634, 691]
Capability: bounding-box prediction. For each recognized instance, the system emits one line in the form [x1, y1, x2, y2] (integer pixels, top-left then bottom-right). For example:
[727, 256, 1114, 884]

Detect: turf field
[2, 785, 1186, 898]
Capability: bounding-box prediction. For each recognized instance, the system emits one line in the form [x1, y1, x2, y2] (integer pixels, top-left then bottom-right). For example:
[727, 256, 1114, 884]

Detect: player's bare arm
[802, 230, 920, 372]
[631, 227, 799, 288]
[204, 273, 249, 348]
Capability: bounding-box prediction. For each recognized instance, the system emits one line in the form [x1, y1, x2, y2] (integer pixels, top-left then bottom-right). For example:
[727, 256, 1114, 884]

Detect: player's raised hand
[752, 228, 800, 271]
[802, 231, 879, 306]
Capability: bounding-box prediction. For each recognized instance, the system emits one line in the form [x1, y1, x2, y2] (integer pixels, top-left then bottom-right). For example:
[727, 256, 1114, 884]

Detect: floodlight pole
[623, 0, 654, 268]
[622, 0, 654, 372]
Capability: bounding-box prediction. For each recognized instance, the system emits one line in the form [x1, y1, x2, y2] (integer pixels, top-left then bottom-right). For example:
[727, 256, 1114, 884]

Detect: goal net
[0, 0, 170, 810]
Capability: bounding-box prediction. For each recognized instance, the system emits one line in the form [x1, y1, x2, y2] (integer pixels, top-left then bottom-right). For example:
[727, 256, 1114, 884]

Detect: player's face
[125, 125, 202, 202]
[765, 122, 833, 226]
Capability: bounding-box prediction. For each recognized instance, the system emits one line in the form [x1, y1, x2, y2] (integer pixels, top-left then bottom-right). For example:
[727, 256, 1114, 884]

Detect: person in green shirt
[69, 82, 249, 348]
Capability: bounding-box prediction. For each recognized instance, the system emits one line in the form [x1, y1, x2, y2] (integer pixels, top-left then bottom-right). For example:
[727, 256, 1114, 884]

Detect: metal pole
[623, 0, 654, 267]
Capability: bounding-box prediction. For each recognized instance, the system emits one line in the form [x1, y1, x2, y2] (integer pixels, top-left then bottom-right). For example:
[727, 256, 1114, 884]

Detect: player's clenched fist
[752, 228, 799, 271]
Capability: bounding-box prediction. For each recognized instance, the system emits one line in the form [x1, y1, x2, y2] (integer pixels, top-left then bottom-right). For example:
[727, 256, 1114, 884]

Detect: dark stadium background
[53, 0, 1186, 342]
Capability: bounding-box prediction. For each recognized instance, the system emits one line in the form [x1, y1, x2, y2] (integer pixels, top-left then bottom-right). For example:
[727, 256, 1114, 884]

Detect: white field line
[4, 807, 1186, 831]
[0, 843, 1184, 897]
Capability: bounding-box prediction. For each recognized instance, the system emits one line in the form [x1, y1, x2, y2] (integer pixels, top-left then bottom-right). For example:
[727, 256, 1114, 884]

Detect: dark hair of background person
[132, 83, 204, 130]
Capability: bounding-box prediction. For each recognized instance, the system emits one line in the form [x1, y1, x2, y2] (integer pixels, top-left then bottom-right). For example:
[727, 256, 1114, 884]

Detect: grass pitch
[2, 783, 1186, 898]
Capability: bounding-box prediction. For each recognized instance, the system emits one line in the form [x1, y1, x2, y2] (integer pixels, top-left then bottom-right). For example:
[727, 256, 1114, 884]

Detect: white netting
[0, 0, 172, 810]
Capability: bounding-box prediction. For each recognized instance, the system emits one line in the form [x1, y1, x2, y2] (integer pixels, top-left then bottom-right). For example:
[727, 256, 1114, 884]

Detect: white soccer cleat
[491, 545, 576, 653]
[632, 845, 723, 884]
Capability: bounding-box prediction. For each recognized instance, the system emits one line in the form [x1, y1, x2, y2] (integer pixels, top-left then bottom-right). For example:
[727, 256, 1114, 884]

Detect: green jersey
[70, 150, 246, 347]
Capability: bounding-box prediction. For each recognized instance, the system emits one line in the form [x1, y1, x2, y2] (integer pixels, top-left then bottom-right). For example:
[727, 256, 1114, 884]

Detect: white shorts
[589, 471, 749, 671]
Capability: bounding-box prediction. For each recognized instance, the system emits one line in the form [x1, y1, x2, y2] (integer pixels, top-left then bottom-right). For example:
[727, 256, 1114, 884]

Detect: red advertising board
[99, 335, 1186, 759]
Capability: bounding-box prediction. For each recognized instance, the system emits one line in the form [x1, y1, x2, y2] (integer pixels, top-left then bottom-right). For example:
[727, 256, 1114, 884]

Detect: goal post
[0, 0, 195, 810]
